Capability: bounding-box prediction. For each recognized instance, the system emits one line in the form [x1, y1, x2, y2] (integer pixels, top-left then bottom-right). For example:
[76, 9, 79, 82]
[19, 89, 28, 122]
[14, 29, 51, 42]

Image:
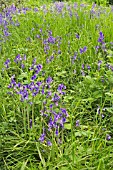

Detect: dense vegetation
[0, 0, 113, 169]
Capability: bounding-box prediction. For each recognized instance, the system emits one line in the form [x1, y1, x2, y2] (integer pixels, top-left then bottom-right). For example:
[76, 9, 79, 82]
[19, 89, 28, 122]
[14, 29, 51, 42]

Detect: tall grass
[0, 1, 113, 169]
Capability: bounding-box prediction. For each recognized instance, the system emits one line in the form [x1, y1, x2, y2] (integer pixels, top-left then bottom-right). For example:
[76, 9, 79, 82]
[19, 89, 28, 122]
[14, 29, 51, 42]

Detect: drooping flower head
[98, 31, 104, 44]
[106, 134, 111, 141]
[80, 46, 87, 54]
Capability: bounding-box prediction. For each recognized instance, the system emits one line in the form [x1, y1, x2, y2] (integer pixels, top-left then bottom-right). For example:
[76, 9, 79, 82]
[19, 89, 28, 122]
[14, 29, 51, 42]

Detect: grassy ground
[0, 1, 113, 169]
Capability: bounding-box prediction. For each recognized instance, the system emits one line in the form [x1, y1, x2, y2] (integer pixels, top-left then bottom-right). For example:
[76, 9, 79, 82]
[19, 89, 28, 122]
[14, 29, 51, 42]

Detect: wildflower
[106, 63, 110, 69]
[7, 55, 68, 143]
[29, 102, 33, 105]
[102, 43, 107, 52]
[40, 106, 47, 116]
[43, 40, 48, 45]
[30, 119, 32, 128]
[47, 141, 52, 146]
[46, 76, 52, 84]
[55, 2, 64, 13]
[32, 87, 39, 96]
[60, 117, 66, 127]
[81, 70, 85, 76]
[54, 113, 61, 122]
[71, 52, 77, 64]
[49, 104, 53, 110]
[82, 64, 85, 70]
[44, 45, 50, 53]
[31, 74, 37, 80]
[26, 37, 31, 41]
[36, 34, 40, 38]
[95, 45, 100, 52]
[32, 58, 37, 65]
[110, 65, 113, 71]
[43, 100, 47, 105]
[48, 117, 55, 130]
[41, 88, 45, 94]
[55, 128, 59, 136]
[75, 33, 80, 39]
[60, 108, 68, 117]
[34, 8, 38, 12]
[21, 63, 25, 69]
[80, 46, 87, 54]
[110, 42, 113, 45]
[15, 22, 19, 27]
[50, 55, 54, 62]
[102, 114, 104, 118]
[74, 3, 78, 9]
[3, 29, 10, 36]
[31, 28, 34, 31]
[98, 32, 104, 44]
[20, 89, 29, 101]
[101, 76, 104, 83]
[14, 54, 22, 63]
[87, 65, 91, 70]
[52, 93, 60, 102]
[35, 64, 43, 74]
[76, 120, 80, 127]
[4, 59, 10, 68]
[48, 36, 56, 44]
[57, 84, 66, 95]
[16, 82, 21, 88]
[36, 81, 42, 87]
[39, 133, 45, 142]
[36, 64, 42, 71]
[98, 60, 102, 70]
[46, 58, 50, 63]
[29, 82, 35, 91]
[10, 75, 16, 86]
[48, 30, 52, 36]
[40, 28, 42, 33]
[23, 54, 26, 60]
[58, 50, 61, 54]
[46, 91, 52, 98]
[106, 134, 111, 141]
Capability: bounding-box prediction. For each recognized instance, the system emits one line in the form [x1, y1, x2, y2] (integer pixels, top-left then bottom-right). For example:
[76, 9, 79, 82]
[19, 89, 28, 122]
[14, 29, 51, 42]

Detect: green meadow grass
[0, 1, 113, 169]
